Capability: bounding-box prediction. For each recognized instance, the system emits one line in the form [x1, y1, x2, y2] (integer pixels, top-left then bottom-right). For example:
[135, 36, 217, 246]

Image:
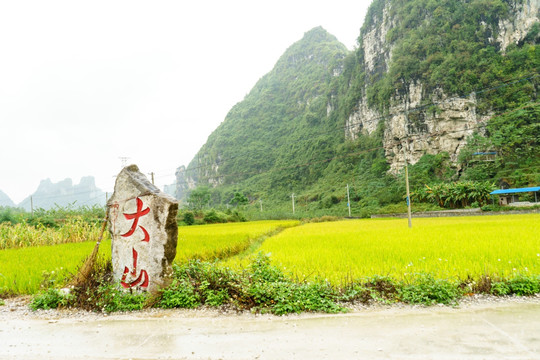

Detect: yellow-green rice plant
[0, 240, 112, 295]
[175, 220, 299, 263]
[232, 214, 540, 284]
[0, 217, 105, 250]
[0, 220, 297, 295]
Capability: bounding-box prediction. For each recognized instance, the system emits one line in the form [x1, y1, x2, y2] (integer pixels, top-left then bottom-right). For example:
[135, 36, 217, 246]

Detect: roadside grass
[31, 253, 540, 314]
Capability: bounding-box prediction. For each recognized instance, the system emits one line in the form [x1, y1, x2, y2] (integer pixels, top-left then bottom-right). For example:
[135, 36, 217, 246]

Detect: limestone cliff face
[174, 165, 196, 203]
[345, 0, 539, 172]
[498, 0, 540, 51]
[361, 2, 396, 77]
[382, 85, 487, 172]
[173, 157, 222, 201]
[346, 1, 395, 139]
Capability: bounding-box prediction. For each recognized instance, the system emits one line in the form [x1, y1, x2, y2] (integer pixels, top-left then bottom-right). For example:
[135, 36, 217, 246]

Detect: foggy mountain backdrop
[16, 177, 106, 211]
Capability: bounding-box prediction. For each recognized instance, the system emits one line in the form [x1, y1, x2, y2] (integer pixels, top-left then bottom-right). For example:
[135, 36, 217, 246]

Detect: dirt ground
[1, 296, 540, 360]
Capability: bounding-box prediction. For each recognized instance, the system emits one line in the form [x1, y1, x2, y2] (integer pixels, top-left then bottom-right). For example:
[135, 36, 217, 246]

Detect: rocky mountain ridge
[0, 190, 15, 208]
[345, 0, 539, 172]
[16, 176, 105, 211]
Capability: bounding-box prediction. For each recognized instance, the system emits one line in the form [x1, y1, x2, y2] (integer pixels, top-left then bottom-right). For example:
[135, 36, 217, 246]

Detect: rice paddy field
[175, 220, 299, 262]
[228, 214, 540, 284]
[0, 220, 297, 294]
[0, 241, 112, 295]
[0, 217, 103, 250]
[0, 214, 538, 295]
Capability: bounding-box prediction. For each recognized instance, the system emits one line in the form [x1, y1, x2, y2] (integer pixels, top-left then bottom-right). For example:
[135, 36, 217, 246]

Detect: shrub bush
[203, 209, 228, 224]
[94, 284, 147, 312]
[159, 278, 200, 309]
[491, 281, 511, 296]
[155, 253, 345, 315]
[183, 211, 195, 225]
[508, 275, 540, 296]
[398, 274, 461, 305]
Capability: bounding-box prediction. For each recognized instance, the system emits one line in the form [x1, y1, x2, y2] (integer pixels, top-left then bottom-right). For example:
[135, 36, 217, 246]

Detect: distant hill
[176, 26, 351, 203]
[0, 190, 15, 208]
[18, 176, 106, 211]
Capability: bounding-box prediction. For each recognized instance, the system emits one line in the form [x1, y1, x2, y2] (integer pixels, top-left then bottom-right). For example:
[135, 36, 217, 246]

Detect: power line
[490, 173, 540, 181]
[194, 145, 384, 182]
[495, 165, 540, 175]
[77, 193, 108, 207]
[20, 189, 105, 202]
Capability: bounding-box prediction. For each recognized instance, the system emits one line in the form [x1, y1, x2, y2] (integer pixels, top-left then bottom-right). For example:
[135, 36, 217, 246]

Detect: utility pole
[149, 172, 155, 185]
[405, 161, 412, 228]
[404, 114, 412, 228]
[119, 157, 129, 168]
[259, 199, 263, 212]
[291, 193, 295, 214]
[346, 184, 351, 217]
[30, 196, 34, 217]
[197, 153, 202, 181]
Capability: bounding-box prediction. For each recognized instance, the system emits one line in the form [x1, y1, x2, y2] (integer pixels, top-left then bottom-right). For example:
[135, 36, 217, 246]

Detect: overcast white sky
[0, 0, 371, 204]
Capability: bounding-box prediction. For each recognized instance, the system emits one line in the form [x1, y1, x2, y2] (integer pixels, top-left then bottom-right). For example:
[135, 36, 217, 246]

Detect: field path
[1, 297, 539, 359]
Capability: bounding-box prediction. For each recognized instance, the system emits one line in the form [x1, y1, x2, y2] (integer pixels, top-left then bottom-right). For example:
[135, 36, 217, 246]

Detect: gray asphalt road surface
[1, 300, 539, 359]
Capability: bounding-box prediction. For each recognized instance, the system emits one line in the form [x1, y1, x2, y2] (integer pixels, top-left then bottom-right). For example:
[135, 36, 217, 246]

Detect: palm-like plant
[413, 181, 495, 209]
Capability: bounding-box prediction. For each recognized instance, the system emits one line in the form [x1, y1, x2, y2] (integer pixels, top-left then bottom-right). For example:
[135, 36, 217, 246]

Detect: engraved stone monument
[108, 165, 178, 292]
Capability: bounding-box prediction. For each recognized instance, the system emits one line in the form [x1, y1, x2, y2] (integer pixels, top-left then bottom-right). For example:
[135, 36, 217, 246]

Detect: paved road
[1, 301, 540, 360]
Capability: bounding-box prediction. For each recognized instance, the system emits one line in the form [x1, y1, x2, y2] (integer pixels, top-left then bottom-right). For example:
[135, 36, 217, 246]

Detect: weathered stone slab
[107, 165, 178, 292]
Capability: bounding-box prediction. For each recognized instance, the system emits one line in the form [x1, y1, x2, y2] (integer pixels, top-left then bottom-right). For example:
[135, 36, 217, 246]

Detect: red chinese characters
[120, 197, 151, 289]
[120, 248, 149, 288]
[121, 197, 150, 242]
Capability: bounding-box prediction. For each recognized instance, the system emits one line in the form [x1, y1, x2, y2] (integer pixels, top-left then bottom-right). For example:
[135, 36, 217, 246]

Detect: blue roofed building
[490, 186, 540, 206]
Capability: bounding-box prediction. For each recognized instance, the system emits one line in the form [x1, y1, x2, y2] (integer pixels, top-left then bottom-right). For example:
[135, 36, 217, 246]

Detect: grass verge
[30, 253, 540, 315]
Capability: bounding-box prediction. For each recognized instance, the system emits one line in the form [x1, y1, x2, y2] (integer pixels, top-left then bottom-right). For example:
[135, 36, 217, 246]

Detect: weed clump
[31, 256, 148, 312]
[507, 275, 540, 296]
[399, 273, 461, 305]
[30, 288, 73, 310]
[157, 253, 344, 315]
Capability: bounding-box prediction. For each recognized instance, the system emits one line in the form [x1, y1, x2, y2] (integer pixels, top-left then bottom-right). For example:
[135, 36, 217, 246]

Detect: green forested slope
[185, 27, 353, 204]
